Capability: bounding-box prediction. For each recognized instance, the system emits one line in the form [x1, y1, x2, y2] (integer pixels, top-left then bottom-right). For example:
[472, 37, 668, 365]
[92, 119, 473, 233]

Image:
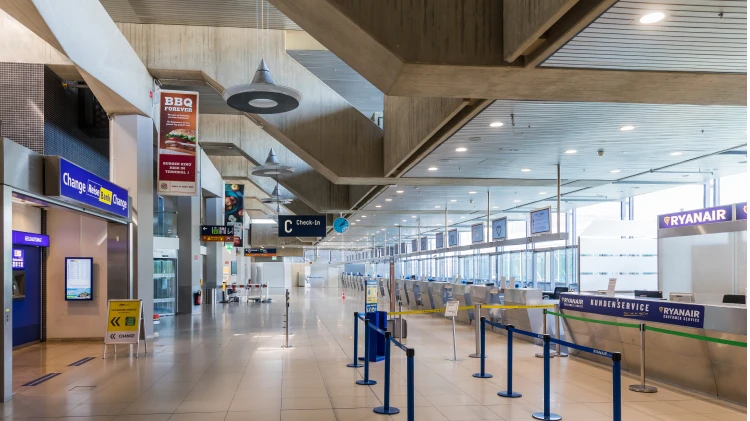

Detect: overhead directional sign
[278, 215, 327, 237]
[200, 225, 234, 242]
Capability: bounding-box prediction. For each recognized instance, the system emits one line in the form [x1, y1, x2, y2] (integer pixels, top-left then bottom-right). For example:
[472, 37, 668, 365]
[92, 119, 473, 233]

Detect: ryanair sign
[658, 204, 733, 229]
[559, 293, 704, 328]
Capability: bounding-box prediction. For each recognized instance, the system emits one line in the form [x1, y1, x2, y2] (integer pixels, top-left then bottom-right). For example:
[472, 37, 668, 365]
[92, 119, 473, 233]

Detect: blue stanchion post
[347, 312, 364, 368]
[498, 325, 522, 398]
[532, 334, 561, 421]
[406, 348, 415, 421]
[473, 317, 493, 378]
[374, 332, 400, 415]
[356, 320, 377, 385]
[613, 352, 622, 421]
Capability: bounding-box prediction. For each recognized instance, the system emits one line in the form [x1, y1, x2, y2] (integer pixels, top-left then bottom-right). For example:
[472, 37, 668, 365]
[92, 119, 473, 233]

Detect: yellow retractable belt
[387, 303, 554, 316]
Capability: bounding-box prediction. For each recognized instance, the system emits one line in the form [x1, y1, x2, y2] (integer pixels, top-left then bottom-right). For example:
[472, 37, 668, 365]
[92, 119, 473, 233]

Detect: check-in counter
[453, 284, 471, 324]
[418, 281, 434, 310]
[502, 288, 559, 343]
[469, 285, 488, 324]
[396, 279, 409, 306]
[405, 280, 420, 309]
[378, 278, 387, 298]
[430, 283, 452, 312]
[560, 293, 746, 403]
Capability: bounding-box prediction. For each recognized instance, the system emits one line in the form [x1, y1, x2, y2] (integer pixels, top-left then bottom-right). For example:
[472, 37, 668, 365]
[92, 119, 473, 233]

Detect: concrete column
[177, 196, 201, 314]
[204, 197, 223, 289]
[1, 185, 13, 401]
[109, 115, 154, 338]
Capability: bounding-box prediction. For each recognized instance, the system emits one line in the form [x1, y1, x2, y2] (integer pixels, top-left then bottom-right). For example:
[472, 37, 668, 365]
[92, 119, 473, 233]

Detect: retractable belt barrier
[387, 303, 554, 316]
[347, 312, 416, 421]
[473, 316, 623, 421]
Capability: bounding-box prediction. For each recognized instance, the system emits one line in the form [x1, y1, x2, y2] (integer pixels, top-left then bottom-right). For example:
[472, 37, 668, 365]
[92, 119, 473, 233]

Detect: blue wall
[13, 245, 41, 347]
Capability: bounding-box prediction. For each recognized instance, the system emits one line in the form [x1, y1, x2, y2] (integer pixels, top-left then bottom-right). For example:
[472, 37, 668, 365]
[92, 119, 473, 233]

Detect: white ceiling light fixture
[450, 199, 457, 202]
[252, 149, 295, 177]
[670, 151, 683, 156]
[411, 215, 416, 218]
[455, 147, 467, 152]
[639, 11, 665, 24]
[565, 150, 577, 154]
[611, 169, 621, 173]
[362, 215, 367, 218]
[396, 190, 404, 194]
[620, 125, 636, 131]
[385, 198, 392, 202]
[249, 218, 277, 224]
[435, 206, 441, 209]
[489, 122, 504, 128]
[375, 205, 382, 208]
[513, 199, 521, 203]
[355, 219, 360, 222]
[539, 192, 547, 195]
[521, 168, 531, 172]
[427, 167, 439, 171]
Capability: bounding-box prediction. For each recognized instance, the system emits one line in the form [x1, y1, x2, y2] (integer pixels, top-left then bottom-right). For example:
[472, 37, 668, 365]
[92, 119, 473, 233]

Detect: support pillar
[204, 197, 223, 289]
[1, 185, 13, 401]
[177, 196, 201, 314]
[109, 115, 154, 338]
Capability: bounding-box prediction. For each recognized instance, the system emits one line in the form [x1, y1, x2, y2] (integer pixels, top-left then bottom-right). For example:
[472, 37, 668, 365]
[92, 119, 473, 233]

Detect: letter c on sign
[285, 220, 292, 233]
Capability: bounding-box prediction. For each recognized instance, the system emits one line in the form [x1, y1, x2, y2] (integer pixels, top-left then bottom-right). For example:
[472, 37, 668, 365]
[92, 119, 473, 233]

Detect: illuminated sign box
[200, 225, 234, 242]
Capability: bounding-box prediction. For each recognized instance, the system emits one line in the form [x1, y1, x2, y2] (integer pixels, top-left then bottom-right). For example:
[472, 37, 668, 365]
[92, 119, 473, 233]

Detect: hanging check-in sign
[278, 215, 327, 237]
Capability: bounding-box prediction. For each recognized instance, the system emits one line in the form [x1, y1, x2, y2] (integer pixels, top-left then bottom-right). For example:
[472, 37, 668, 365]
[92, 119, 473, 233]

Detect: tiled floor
[5, 287, 746, 420]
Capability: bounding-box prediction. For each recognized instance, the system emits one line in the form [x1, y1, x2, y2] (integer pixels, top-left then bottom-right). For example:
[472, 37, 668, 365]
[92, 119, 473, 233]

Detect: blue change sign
[46, 157, 129, 219]
[559, 293, 705, 329]
[278, 215, 327, 237]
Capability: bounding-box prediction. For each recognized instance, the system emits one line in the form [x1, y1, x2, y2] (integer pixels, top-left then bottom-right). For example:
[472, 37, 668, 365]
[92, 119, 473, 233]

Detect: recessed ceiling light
[670, 151, 683, 156]
[639, 11, 665, 24]
[362, 215, 367, 218]
[411, 215, 416, 218]
[427, 167, 438, 171]
[396, 190, 404, 194]
[455, 147, 467, 152]
[468, 191, 477, 195]
[489, 122, 504, 128]
[375, 205, 382, 208]
[394, 223, 398, 226]
[385, 198, 392, 202]
[539, 192, 547, 195]
[460, 216, 465, 219]
[450, 199, 457, 203]
[402, 220, 407, 222]
[620, 125, 636, 131]
[565, 149, 577, 154]
[351, 223, 356, 225]
[492, 206, 498, 209]
[435, 206, 441, 209]
[611, 169, 621, 173]
[355, 219, 360, 222]
[521, 169, 531, 172]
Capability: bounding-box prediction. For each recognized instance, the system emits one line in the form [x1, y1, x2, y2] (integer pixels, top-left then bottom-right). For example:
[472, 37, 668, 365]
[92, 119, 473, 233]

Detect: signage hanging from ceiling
[244, 248, 277, 257]
[277, 215, 326, 237]
[45, 157, 130, 219]
[735, 202, 747, 220]
[420, 236, 428, 251]
[411, 239, 417, 252]
[12, 231, 49, 247]
[491, 217, 507, 241]
[448, 229, 458, 247]
[530, 206, 552, 235]
[658, 204, 733, 229]
[200, 225, 234, 242]
[400, 242, 406, 254]
[225, 183, 244, 246]
[471, 223, 484, 244]
[157, 90, 199, 196]
[436, 232, 444, 249]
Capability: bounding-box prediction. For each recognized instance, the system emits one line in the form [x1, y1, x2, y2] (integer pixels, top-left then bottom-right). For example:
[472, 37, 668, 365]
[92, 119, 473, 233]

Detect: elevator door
[153, 258, 177, 316]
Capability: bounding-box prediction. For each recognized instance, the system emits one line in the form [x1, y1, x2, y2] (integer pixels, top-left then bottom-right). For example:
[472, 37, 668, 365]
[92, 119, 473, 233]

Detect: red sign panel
[157, 90, 199, 196]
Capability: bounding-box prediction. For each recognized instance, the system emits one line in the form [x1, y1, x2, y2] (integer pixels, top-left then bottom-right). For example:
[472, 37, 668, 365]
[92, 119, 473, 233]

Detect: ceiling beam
[503, 0, 579, 63]
[524, 0, 617, 68]
[334, 177, 601, 187]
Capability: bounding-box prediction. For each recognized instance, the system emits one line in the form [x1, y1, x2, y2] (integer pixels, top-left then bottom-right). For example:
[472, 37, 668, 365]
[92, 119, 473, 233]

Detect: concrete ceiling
[542, 0, 747, 73]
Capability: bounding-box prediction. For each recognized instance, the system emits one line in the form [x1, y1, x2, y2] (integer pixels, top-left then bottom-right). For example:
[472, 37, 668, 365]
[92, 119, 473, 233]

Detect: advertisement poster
[157, 90, 199, 196]
[65, 257, 93, 300]
[225, 184, 244, 246]
[559, 293, 704, 329]
[12, 249, 24, 269]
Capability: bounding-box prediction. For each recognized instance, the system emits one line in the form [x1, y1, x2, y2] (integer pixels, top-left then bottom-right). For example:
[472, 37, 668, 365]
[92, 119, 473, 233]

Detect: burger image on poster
[163, 129, 197, 155]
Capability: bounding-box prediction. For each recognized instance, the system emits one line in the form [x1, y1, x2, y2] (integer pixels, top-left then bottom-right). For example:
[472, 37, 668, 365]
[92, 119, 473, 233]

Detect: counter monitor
[530, 206, 551, 235]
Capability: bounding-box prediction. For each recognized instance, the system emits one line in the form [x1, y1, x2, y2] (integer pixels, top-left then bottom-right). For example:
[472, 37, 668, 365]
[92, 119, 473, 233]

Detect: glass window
[576, 202, 621, 238]
[633, 184, 704, 222]
[719, 173, 747, 205]
[505, 221, 528, 251]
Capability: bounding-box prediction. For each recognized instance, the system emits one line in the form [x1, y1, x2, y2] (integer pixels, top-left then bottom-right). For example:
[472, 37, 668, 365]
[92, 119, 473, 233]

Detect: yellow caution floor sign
[104, 299, 146, 358]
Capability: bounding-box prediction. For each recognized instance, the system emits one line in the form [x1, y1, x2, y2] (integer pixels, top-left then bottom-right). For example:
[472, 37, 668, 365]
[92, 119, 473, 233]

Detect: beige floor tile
[425, 394, 482, 406]
[66, 403, 131, 417]
[167, 412, 227, 421]
[58, 417, 116, 421]
[281, 397, 332, 410]
[436, 405, 502, 420]
[174, 399, 232, 413]
[330, 395, 382, 409]
[333, 408, 391, 421]
[281, 408, 336, 421]
[225, 409, 281, 421]
[282, 387, 330, 398]
[112, 415, 172, 421]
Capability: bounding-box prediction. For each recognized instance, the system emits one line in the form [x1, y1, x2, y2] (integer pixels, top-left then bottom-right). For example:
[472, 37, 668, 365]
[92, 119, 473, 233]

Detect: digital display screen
[471, 224, 484, 244]
[530, 207, 551, 235]
[492, 217, 507, 240]
[420, 237, 427, 251]
[411, 239, 417, 252]
[65, 257, 93, 300]
[12, 249, 24, 270]
[448, 229, 458, 247]
[436, 232, 444, 249]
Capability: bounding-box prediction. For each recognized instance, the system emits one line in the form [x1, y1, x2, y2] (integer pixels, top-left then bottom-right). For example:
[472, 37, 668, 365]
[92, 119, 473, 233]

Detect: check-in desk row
[395, 279, 505, 323]
[341, 274, 393, 302]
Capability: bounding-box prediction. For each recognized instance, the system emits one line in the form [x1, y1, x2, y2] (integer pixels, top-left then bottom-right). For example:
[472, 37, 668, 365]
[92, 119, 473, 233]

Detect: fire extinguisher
[194, 290, 202, 305]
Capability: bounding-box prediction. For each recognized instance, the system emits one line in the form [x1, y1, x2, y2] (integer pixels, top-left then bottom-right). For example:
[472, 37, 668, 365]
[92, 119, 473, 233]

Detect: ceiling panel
[406, 100, 746, 181]
[160, 82, 240, 114]
[287, 50, 384, 119]
[542, 0, 747, 73]
[100, 0, 302, 30]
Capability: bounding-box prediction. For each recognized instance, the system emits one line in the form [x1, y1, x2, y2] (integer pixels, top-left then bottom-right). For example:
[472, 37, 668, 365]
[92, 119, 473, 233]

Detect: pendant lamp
[251, 149, 295, 177]
[223, 59, 301, 114]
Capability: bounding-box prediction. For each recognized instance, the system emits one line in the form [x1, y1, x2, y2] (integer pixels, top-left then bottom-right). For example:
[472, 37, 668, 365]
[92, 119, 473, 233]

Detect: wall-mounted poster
[157, 90, 199, 196]
[225, 183, 244, 246]
[65, 257, 93, 301]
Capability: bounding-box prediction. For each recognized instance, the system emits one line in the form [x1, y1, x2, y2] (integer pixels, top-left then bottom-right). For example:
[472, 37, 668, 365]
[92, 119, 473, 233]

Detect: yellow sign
[98, 187, 112, 205]
[104, 300, 143, 344]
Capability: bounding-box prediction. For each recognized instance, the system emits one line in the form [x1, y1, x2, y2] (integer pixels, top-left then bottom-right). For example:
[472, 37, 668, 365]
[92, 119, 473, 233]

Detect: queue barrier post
[613, 352, 622, 421]
[629, 323, 657, 393]
[469, 303, 482, 358]
[407, 348, 415, 421]
[347, 312, 364, 368]
[472, 317, 493, 378]
[532, 334, 561, 421]
[373, 331, 400, 415]
[356, 320, 377, 385]
[497, 324, 522, 398]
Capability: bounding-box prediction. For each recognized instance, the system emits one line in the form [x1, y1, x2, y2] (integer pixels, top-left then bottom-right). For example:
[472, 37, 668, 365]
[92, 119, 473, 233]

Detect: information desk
[559, 293, 746, 403]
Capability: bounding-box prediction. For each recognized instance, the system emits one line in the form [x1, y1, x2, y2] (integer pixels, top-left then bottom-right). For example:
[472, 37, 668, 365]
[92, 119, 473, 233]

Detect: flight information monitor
[448, 229, 458, 247]
[491, 217, 507, 240]
[65, 257, 93, 300]
[530, 206, 552, 235]
[471, 223, 484, 243]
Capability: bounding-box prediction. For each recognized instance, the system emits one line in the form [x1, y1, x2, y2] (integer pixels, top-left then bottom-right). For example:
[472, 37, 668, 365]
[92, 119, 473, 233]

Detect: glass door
[154, 258, 177, 316]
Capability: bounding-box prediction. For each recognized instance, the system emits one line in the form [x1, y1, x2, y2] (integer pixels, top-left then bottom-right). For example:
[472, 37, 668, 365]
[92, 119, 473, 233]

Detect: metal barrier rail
[387, 303, 555, 316]
[473, 316, 623, 421]
[346, 312, 416, 421]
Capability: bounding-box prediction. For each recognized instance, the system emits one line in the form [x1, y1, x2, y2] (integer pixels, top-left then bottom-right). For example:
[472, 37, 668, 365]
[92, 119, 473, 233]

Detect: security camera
[598, 149, 604, 157]
[470, 199, 474, 204]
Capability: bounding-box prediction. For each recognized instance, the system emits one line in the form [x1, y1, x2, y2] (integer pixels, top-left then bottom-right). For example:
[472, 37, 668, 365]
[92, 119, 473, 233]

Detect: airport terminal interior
[0, 0, 747, 420]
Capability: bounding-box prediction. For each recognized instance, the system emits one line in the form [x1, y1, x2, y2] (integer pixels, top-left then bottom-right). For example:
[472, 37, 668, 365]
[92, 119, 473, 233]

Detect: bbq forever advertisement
[158, 90, 199, 196]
